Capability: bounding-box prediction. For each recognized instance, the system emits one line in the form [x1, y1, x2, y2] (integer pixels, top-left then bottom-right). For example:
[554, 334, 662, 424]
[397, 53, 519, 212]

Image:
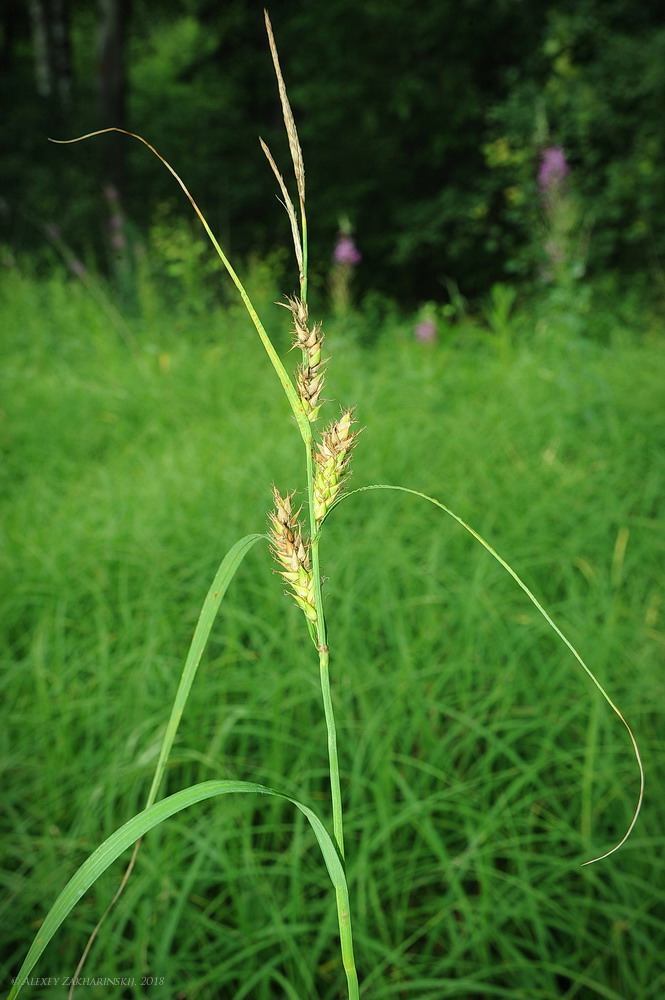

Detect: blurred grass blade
[145, 532, 266, 807]
[49, 130, 310, 444]
[7, 781, 350, 1000]
[334, 483, 644, 865]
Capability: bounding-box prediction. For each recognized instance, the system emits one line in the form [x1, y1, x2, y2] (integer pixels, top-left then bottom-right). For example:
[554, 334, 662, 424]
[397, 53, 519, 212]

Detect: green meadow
[2, 265, 664, 999]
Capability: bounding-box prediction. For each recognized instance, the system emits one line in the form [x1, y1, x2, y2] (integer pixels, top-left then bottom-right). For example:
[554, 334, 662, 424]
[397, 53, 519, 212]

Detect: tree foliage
[2, 0, 664, 303]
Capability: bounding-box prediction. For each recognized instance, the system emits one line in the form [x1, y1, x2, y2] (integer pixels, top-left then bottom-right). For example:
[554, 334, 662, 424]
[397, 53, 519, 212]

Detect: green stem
[306, 443, 358, 998]
[300, 205, 309, 303]
[318, 643, 344, 856]
[336, 886, 360, 1000]
[299, 187, 356, 996]
[306, 449, 344, 856]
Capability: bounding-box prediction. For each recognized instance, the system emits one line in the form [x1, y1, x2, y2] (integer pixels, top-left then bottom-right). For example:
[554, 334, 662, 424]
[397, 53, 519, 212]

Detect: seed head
[283, 295, 327, 421]
[313, 409, 360, 525]
[268, 487, 317, 624]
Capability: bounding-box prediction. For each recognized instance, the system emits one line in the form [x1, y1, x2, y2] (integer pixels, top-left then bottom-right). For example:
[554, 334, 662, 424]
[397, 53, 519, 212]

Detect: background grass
[1, 265, 664, 999]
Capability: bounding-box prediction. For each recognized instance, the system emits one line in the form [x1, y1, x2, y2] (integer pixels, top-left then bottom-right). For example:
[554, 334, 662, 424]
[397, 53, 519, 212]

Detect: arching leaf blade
[333, 483, 644, 865]
[144, 532, 267, 807]
[8, 780, 348, 1000]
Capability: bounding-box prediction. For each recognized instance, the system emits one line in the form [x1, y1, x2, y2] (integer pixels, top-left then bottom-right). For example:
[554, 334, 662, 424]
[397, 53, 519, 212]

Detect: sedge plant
[9, 12, 643, 1000]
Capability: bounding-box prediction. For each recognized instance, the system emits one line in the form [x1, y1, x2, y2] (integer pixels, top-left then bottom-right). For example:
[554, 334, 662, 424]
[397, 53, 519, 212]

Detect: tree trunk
[27, 0, 73, 115]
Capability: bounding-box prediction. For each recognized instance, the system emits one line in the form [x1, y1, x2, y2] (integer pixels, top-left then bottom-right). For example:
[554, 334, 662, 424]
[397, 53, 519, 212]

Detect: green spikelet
[268, 487, 318, 624]
[312, 409, 359, 526]
[285, 296, 326, 422]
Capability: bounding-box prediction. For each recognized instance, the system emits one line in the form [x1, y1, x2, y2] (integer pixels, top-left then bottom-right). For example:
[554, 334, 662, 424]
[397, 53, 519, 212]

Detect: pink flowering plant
[538, 145, 569, 193]
[538, 144, 587, 288]
[329, 216, 361, 315]
[414, 316, 438, 344]
[413, 305, 438, 345]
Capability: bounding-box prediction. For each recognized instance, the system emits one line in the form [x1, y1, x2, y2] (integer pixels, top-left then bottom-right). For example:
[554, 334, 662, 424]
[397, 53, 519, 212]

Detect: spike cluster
[313, 409, 360, 526]
[264, 14, 360, 626]
[268, 488, 317, 625]
[269, 403, 359, 626]
[286, 296, 326, 422]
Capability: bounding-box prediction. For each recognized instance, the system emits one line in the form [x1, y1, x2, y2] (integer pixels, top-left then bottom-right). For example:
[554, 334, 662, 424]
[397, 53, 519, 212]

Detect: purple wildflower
[538, 146, 569, 193]
[414, 318, 438, 344]
[333, 234, 362, 266]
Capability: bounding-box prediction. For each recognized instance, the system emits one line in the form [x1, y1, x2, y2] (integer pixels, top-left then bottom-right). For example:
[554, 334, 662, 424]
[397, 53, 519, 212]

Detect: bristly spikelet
[284, 295, 326, 421]
[313, 409, 360, 525]
[268, 487, 317, 624]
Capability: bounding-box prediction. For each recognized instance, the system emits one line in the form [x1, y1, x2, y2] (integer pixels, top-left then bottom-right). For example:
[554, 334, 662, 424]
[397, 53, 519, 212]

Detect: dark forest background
[2, 0, 665, 305]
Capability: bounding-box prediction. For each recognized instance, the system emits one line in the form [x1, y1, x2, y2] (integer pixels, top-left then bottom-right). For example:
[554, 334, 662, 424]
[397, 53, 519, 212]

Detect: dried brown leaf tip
[313, 409, 360, 526]
[259, 138, 303, 279]
[284, 295, 326, 422]
[264, 10, 305, 207]
[268, 487, 317, 624]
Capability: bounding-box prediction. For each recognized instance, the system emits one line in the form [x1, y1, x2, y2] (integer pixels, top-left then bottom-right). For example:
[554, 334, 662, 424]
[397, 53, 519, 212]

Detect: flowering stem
[305, 445, 345, 859]
[305, 390, 357, 998]
[300, 207, 309, 304]
[299, 257, 344, 861]
[262, 22, 355, 975]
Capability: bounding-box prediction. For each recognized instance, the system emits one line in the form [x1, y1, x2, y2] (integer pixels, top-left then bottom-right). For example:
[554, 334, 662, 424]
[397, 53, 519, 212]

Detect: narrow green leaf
[333, 483, 644, 864]
[8, 781, 349, 1000]
[144, 533, 266, 807]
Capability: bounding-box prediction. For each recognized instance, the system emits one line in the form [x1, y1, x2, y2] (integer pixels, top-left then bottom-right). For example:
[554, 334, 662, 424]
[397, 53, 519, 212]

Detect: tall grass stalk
[8, 12, 644, 1000]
